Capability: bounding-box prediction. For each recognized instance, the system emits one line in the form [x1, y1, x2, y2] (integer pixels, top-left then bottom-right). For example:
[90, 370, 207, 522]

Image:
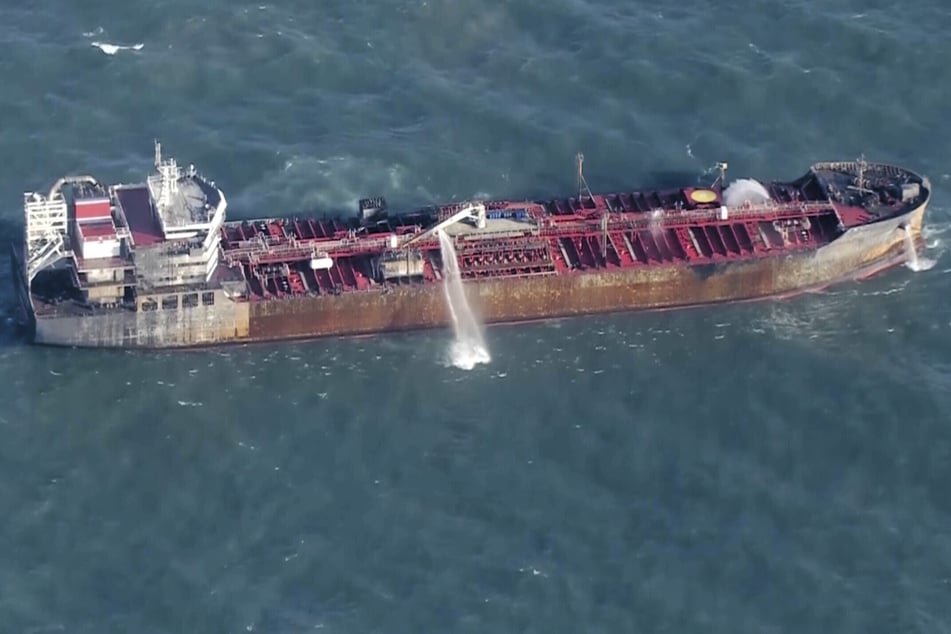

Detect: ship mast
[576, 153, 607, 263]
[576, 153, 593, 201]
[849, 154, 874, 195]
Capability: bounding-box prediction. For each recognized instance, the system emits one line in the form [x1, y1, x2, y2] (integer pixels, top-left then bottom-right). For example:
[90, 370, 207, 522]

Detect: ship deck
[215, 171, 892, 301]
[116, 186, 165, 246]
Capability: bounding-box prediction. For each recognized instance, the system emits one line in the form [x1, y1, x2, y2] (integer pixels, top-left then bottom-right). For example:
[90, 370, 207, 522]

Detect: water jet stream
[438, 230, 490, 369]
[903, 225, 935, 272]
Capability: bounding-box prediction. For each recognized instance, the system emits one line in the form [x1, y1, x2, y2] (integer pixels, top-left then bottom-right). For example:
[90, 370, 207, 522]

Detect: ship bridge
[146, 142, 225, 244]
[118, 141, 229, 290]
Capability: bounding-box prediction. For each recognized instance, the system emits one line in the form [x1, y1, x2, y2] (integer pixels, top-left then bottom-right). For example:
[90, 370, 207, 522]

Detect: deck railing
[220, 200, 838, 264]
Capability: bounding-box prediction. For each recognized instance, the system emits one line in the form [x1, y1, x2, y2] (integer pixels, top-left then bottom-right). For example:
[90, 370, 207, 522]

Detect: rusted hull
[30, 202, 926, 349]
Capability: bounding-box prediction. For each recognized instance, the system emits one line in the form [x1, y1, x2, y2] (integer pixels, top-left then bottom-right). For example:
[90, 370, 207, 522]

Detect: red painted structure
[78, 220, 117, 239]
[116, 186, 164, 246]
[217, 178, 851, 301]
[75, 197, 111, 222]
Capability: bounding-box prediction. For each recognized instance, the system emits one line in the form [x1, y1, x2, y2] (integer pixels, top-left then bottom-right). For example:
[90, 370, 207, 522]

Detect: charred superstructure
[9, 143, 931, 349]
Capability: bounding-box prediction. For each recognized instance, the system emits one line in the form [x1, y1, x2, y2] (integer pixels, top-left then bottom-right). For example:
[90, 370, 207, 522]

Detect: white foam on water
[438, 230, 490, 370]
[922, 219, 951, 254]
[91, 41, 144, 55]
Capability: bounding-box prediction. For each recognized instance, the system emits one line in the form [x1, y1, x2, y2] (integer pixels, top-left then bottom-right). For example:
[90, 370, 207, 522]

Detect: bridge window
[162, 295, 179, 310]
[202, 292, 215, 306]
[141, 299, 158, 312]
[182, 293, 199, 308]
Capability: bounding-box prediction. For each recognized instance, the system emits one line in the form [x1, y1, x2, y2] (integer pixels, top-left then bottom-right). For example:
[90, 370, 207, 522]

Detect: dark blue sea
[2, 1, 950, 632]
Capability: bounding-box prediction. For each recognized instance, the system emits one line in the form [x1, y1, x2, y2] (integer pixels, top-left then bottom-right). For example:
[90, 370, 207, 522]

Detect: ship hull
[25, 201, 927, 349]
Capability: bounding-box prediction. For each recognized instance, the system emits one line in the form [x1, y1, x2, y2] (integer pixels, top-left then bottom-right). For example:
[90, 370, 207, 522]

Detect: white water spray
[903, 225, 936, 272]
[648, 208, 664, 236]
[723, 179, 771, 207]
[438, 230, 490, 369]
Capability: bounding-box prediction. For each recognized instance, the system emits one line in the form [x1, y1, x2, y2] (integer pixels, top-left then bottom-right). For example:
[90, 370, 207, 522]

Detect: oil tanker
[9, 142, 930, 349]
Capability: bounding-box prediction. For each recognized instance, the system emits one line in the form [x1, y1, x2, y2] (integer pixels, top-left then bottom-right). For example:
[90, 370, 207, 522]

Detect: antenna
[848, 154, 873, 194]
[576, 152, 594, 201]
[154, 139, 162, 168]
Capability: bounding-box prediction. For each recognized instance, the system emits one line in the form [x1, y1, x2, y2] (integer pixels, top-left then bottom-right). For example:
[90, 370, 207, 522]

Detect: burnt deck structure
[216, 167, 895, 300]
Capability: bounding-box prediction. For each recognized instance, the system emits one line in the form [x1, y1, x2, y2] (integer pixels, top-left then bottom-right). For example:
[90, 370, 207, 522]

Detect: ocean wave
[90, 41, 143, 55]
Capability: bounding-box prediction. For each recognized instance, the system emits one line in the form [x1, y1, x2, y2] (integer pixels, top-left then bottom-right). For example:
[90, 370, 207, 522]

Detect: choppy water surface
[1, 1, 950, 632]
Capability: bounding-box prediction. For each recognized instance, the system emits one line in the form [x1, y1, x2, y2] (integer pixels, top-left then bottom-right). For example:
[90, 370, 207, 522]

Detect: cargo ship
[9, 142, 930, 349]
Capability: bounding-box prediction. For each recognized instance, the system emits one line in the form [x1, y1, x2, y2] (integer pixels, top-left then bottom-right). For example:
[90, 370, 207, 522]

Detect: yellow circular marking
[690, 189, 717, 203]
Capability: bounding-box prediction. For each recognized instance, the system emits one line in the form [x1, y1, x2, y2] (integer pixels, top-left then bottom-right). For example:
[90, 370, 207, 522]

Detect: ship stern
[8, 242, 36, 340]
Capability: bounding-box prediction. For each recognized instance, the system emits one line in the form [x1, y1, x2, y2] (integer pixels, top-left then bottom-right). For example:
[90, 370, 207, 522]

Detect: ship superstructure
[19, 142, 226, 313]
[10, 143, 931, 348]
